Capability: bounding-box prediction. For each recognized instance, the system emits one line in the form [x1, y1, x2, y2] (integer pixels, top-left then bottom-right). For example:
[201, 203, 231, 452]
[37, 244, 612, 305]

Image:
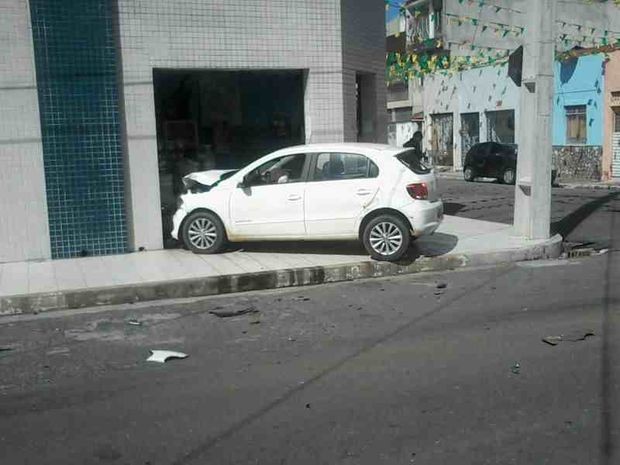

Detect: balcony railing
[405, 0, 442, 51]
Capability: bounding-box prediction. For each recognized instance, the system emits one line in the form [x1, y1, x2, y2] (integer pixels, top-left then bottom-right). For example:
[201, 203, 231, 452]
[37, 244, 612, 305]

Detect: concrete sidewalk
[0, 216, 562, 315]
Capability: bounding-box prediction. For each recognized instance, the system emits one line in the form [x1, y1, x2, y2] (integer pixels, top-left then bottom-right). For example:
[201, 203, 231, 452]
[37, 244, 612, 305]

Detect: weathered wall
[0, 0, 51, 262]
[553, 145, 602, 182]
[445, 0, 620, 56]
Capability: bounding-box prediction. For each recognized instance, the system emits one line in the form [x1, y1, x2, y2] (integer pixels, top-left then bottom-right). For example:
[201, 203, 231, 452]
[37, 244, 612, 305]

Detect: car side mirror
[237, 175, 250, 189]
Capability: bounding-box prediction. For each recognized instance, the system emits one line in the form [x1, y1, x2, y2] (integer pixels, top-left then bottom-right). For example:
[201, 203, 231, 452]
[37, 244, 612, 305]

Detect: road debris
[209, 307, 259, 318]
[146, 350, 188, 363]
[127, 319, 142, 326]
[436, 282, 447, 289]
[249, 320, 261, 325]
[0, 347, 13, 352]
[542, 336, 563, 346]
[511, 362, 521, 375]
[542, 330, 595, 346]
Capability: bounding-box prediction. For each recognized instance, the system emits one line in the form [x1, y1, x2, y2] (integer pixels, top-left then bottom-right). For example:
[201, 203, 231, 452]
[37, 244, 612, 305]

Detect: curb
[0, 235, 563, 316]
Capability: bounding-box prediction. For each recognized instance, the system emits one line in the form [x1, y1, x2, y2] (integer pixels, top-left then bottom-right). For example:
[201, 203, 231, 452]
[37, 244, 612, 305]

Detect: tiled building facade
[0, 0, 386, 263]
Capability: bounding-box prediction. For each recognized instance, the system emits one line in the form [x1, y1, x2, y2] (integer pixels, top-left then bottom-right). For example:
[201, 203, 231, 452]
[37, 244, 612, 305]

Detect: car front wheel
[182, 211, 227, 254]
[362, 215, 411, 262]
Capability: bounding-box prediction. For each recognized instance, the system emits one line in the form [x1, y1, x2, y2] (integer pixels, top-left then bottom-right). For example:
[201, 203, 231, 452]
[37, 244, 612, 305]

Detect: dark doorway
[153, 69, 305, 247]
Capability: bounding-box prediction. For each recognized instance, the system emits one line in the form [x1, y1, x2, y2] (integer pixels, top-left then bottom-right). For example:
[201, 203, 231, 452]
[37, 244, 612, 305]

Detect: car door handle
[288, 194, 302, 201]
[356, 189, 373, 196]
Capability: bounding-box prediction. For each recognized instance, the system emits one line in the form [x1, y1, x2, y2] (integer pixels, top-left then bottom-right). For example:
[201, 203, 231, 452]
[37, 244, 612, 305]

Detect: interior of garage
[153, 69, 305, 247]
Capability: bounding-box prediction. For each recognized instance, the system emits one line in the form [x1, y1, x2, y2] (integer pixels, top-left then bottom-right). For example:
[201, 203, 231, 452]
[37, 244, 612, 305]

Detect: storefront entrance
[153, 69, 305, 246]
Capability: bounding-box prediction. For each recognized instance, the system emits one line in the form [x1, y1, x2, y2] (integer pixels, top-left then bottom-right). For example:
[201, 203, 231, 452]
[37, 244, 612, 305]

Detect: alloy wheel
[187, 217, 218, 250]
[369, 221, 403, 256]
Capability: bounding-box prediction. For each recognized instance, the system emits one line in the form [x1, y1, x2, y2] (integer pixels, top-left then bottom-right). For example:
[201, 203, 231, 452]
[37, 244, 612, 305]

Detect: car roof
[275, 143, 405, 157]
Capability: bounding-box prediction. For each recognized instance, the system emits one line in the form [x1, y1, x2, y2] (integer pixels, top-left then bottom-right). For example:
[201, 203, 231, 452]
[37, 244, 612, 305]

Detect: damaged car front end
[171, 169, 238, 241]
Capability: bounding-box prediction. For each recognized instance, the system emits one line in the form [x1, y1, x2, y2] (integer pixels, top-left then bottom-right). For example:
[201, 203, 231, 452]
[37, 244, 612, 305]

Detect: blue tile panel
[30, 0, 127, 259]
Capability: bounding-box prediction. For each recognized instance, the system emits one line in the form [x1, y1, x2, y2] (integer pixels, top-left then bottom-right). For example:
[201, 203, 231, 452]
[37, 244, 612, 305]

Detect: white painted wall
[0, 0, 50, 262]
[423, 63, 520, 169]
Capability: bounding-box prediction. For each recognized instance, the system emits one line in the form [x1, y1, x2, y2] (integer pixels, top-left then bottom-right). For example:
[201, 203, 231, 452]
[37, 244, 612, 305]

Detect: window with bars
[566, 105, 587, 144]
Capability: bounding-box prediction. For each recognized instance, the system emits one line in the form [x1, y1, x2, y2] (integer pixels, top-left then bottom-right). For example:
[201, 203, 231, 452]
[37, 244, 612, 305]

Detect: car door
[470, 143, 489, 174]
[485, 143, 505, 177]
[304, 152, 380, 238]
[229, 153, 309, 239]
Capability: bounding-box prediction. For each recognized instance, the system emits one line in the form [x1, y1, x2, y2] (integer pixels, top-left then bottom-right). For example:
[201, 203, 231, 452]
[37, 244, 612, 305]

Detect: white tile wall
[0, 0, 51, 263]
[341, 0, 387, 142]
[0, 0, 387, 261]
[116, 0, 386, 252]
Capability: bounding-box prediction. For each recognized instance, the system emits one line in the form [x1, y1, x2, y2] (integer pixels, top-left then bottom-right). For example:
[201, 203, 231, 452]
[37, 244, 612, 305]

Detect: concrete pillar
[454, 112, 463, 170]
[513, 0, 556, 240]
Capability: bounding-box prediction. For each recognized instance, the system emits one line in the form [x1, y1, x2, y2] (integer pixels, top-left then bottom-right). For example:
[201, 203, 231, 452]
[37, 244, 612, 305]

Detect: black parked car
[463, 142, 518, 184]
[463, 142, 556, 185]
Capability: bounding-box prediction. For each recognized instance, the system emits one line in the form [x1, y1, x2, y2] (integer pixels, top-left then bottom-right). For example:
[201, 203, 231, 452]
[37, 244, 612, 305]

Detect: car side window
[245, 154, 306, 186]
[314, 153, 379, 181]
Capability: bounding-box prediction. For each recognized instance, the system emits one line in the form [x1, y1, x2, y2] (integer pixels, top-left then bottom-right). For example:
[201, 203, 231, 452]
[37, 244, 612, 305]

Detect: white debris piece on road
[146, 350, 189, 363]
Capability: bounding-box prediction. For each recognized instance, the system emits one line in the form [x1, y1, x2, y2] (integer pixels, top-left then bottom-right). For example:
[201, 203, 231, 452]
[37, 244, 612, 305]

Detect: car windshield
[396, 149, 431, 175]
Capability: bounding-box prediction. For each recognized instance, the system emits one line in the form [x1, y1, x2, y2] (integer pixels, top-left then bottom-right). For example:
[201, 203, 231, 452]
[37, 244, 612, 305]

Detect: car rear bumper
[403, 200, 443, 237]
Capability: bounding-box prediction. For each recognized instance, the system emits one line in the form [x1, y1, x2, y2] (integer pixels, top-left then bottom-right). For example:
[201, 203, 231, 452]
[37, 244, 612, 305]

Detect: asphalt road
[439, 178, 620, 249]
[1, 247, 619, 464]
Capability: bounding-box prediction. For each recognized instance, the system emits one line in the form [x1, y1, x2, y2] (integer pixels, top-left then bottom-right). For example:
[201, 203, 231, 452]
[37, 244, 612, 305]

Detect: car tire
[463, 166, 475, 182]
[362, 215, 411, 262]
[182, 211, 227, 255]
[502, 168, 516, 185]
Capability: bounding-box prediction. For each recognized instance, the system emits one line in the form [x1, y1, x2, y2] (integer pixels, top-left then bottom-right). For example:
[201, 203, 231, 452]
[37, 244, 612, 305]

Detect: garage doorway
[153, 69, 306, 247]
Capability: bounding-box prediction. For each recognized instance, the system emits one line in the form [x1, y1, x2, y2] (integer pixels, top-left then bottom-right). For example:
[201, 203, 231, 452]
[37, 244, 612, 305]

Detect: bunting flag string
[456, 0, 523, 14]
[445, 13, 525, 37]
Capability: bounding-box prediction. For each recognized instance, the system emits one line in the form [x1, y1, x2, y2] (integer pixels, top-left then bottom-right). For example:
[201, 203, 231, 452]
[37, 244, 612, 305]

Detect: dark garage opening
[153, 69, 306, 247]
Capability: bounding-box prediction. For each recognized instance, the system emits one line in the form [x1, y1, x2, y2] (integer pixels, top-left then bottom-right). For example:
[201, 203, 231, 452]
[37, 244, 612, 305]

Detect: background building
[0, 0, 386, 263]
[603, 50, 620, 181]
[387, 0, 620, 178]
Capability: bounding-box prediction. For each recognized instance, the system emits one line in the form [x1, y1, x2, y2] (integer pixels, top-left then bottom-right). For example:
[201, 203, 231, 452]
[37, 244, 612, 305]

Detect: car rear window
[396, 149, 431, 175]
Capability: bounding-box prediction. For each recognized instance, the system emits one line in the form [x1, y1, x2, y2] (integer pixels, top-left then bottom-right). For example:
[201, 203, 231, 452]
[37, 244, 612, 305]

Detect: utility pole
[513, 0, 556, 240]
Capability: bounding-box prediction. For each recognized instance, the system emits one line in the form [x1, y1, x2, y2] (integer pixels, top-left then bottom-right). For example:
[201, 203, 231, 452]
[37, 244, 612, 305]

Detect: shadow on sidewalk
[229, 233, 459, 265]
[551, 192, 619, 238]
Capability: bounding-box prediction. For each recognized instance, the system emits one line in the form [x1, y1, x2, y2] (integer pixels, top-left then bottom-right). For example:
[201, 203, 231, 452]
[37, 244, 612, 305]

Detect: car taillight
[406, 182, 428, 200]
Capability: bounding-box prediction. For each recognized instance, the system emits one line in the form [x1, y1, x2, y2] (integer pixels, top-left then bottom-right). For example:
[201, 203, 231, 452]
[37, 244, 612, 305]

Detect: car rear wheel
[463, 166, 475, 182]
[502, 168, 516, 185]
[362, 215, 411, 262]
[182, 211, 227, 254]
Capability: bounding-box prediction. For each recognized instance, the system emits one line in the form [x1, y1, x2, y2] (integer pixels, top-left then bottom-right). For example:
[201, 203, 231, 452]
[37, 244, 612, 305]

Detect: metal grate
[30, 0, 127, 259]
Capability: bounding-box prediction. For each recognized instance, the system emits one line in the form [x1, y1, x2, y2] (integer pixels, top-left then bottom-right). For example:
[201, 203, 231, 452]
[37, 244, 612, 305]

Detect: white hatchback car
[171, 143, 443, 262]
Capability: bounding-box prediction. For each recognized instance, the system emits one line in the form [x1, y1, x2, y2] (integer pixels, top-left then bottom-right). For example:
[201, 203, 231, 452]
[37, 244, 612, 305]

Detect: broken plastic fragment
[146, 350, 188, 363]
[209, 307, 259, 318]
[511, 362, 520, 375]
[127, 319, 142, 326]
[542, 336, 563, 346]
[542, 330, 594, 346]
